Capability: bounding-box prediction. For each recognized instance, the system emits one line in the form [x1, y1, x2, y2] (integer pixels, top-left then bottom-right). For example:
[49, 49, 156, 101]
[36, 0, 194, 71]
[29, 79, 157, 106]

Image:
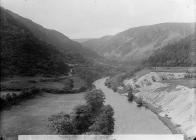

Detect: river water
[1, 77, 171, 138]
[94, 78, 171, 134]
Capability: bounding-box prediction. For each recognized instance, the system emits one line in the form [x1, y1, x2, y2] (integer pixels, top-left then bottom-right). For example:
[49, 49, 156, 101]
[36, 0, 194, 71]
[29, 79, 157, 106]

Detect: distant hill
[0, 7, 105, 78]
[74, 38, 94, 43]
[82, 23, 195, 63]
[146, 33, 196, 67]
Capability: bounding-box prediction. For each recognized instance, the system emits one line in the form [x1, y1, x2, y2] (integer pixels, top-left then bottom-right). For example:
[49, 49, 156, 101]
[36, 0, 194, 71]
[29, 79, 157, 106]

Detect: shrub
[48, 89, 115, 135]
[151, 76, 156, 82]
[78, 86, 87, 92]
[112, 87, 117, 92]
[0, 87, 41, 110]
[85, 89, 105, 112]
[89, 105, 114, 135]
[48, 112, 76, 134]
[21, 87, 40, 98]
[136, 98, 143, 107]
[128, 89, 134, 102]
[72, 105, 93, 134]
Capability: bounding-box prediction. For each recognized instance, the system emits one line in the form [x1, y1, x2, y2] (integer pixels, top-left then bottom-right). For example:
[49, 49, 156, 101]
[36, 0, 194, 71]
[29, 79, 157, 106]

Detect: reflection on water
[94, 78, 171, 134]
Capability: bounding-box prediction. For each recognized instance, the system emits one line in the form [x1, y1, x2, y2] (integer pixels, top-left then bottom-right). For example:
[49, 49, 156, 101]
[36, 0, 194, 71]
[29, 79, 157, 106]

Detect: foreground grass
[0, 92, 85, 137]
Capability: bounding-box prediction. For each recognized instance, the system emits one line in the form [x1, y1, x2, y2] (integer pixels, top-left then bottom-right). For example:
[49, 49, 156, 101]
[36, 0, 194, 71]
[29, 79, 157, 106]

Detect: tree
[48, 89, 115, 135]
[89, 105, 115, 134]
[72, 105, 93, 134]
[127, 87, 134, 102]
[48, 112, 76, 134]
[85, 89, 105, 112]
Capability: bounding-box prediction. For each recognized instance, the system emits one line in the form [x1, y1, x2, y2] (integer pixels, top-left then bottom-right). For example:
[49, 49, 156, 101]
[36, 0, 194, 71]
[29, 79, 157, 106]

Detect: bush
[0, 87, 41, 110]
[78, 86, 87, 92]
[48, 89, 115, 135]
[48, 112, 76, 134]
[21, 87, 41, 98]
[72, 105, 93, 134]
[127, 88, 134, 102]
[89, 105, 114, 134]
[112, 87, 117, 92]
[85, 89, 105, 112]
[136, 98, 143, 107]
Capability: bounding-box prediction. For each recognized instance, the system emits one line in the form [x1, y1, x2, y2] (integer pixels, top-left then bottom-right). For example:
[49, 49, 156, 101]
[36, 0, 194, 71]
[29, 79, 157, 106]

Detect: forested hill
[4, 8, 103, 63]
[0, 7, 106, 78]
[0, 7, 70, 77]
[146, 33, 196, 67]
[82, 23, 194, 63]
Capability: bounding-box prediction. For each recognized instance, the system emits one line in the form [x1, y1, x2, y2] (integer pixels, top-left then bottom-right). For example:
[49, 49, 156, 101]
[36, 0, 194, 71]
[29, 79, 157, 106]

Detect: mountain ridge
[82, 22, 195, 63]
[3, 7, 104, 63]
[0, 7, 107, 78]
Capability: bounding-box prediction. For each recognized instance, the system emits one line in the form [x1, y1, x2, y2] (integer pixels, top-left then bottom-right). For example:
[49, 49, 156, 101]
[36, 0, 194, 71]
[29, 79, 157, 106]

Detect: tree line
[48, 89, 115, 134]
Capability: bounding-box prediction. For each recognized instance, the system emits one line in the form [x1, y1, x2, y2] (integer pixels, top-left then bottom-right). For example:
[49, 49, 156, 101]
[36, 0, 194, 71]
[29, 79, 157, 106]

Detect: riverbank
[105, 69, 196, 140]
[121, 71, 196, 140]
[94, 78, 171, 134]
[0, 75, 88, 110]
[140, 99, 182, 134]
[131, 91, 193, 140]
[0, 92, 85, 138]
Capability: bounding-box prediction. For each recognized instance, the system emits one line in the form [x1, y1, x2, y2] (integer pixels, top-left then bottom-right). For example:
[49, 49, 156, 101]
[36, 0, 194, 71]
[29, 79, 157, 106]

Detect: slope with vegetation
[0, 8, 70, 77]
[146, 33, 196, 67]
[0, 7, 113, 86]
[82, 23, 195, 63]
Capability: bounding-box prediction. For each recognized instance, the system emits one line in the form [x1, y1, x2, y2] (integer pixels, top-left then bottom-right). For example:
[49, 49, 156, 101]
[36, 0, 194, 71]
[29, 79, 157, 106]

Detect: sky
[1, 0, 196, 39]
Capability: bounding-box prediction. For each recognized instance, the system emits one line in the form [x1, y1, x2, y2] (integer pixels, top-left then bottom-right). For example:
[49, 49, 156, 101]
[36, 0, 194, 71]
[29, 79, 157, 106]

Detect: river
[1, 77, 171, 138]
[94, 78, 171, 134]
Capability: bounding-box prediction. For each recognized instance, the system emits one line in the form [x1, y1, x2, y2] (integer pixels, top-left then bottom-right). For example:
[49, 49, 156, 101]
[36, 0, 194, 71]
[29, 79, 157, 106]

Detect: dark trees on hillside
[147, 34, 196, 67]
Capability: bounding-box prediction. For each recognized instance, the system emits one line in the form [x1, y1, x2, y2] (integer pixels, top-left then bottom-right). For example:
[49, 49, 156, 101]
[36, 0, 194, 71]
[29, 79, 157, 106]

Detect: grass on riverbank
[0, 76, 87, 110]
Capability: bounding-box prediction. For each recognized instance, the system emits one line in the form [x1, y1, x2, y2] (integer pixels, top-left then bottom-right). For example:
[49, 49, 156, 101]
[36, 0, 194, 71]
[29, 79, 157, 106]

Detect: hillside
[4, 8, 103, 63]
[146, 33, 196, 67]
[0, 7, 107, 79]
[0, 8, 71, 77]
[82, 23, 195, 63]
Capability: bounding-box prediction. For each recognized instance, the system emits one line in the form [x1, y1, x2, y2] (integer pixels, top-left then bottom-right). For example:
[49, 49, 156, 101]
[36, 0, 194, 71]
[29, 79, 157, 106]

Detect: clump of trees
[0, 87, 41, 110]
[48, 89, 115, 135]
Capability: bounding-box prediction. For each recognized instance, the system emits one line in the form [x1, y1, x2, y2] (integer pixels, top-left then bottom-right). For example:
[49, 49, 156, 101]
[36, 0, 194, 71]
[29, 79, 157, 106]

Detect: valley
[0, 4, 196, 140]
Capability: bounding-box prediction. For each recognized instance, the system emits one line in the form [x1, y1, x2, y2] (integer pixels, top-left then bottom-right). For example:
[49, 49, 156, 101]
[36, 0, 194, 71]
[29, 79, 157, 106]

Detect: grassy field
[0, 92, 85, 137]
[1, 76, 86, 95]
[0, 75, 88, 138]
